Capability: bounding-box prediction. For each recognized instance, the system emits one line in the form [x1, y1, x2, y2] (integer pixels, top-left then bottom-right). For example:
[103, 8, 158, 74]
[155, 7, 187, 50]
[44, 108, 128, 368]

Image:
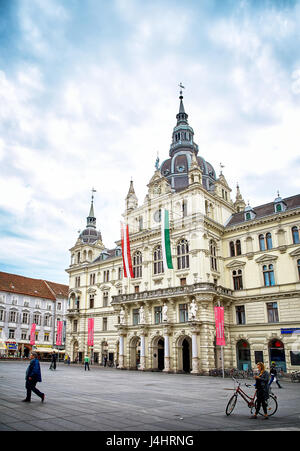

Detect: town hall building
[65, 91, 300, 374]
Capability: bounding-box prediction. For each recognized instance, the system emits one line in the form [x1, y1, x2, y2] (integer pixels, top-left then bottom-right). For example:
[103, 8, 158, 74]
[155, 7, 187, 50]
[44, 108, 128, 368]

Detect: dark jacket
[26, 358, 42, 383]
[270, 366, 277, 376]
[255, 371, 269, 399]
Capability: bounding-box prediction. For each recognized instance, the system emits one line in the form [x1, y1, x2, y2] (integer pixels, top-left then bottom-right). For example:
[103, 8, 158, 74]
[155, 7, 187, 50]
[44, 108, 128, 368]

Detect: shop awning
[35, 347, 54, 353]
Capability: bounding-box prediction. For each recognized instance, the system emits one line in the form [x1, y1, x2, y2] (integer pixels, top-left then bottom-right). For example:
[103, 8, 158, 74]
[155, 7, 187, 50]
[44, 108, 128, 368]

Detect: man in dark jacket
[23, 352, 45, 403]
[269, 362, 282, 389]
[49, 351, 57, 370]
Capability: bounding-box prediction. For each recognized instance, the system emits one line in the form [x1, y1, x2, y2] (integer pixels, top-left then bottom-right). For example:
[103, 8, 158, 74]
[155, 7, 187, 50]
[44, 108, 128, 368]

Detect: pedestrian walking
[49, 351, 57, 370]
[250, 362, 269, 420]
[22, 352, 45, 403]
[84, 355, 90, 371]
[67, 355, 70, 365]
[104, 355, 107, 367]
[269, 362, 283, 389]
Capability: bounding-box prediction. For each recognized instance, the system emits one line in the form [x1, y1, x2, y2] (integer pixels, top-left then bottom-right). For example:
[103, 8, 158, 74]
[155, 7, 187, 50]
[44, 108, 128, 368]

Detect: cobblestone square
[0, 361, 300, 432]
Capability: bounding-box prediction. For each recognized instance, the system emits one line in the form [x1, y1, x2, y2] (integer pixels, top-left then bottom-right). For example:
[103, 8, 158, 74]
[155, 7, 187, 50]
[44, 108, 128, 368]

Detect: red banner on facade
[30, 323, 36, 345]
[214, 307, 226, 346]
[87, 318, 94, 346]
[56, 320, 63, 346]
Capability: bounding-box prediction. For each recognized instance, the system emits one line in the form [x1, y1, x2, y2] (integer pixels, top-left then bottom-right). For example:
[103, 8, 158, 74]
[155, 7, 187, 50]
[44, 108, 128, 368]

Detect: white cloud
[1, 0, 300, 283]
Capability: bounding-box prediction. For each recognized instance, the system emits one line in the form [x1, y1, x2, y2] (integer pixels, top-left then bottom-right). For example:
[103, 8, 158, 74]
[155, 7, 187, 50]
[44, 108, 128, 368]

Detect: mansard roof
[226, 194, 300, 227]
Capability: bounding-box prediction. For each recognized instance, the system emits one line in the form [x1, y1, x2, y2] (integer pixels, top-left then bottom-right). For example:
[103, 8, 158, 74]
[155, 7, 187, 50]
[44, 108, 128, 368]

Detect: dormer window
[244, 204, 256, 221]
[274, 193, 286, 213]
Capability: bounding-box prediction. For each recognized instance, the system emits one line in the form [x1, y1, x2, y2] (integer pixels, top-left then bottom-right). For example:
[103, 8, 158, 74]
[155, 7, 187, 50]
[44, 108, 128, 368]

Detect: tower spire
[176, 82, 188, 125]
[87, 188, 97, 228]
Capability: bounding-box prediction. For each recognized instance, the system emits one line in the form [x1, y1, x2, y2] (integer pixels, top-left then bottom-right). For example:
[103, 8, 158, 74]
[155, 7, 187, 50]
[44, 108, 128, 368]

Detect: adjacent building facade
[65, 93, 300, 374]
[0, 272, 69, 358]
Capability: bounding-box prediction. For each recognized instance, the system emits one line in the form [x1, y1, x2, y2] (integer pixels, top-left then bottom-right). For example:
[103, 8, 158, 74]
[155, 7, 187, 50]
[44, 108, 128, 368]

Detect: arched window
[133, 251, 142, 278]
[210, 240, 217, 271]
[154, 246, 164, 275]
[259, 234, 265, 251]
[177, 239, 189, 270]
[233, 269, 243, 290]
[229, 241, 235, 257]
[292, 226, 300, 244]
[263, 264, 275, 286]
[103, 292, 109, 307]
[266, 233, 273, 250]
[229, 240, 242, 257]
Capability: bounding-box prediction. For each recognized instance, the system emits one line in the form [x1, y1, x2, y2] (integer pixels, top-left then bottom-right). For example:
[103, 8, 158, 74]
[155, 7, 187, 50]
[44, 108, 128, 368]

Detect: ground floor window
[237, 340, 251, 370]
[290, 351, 300, 366]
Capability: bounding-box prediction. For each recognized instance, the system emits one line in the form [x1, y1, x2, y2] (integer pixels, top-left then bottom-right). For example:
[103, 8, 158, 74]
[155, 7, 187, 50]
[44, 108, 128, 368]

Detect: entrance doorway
[182, 339, 191, 373]
[269, 339, 286, 372]
[158, 339, 165, 371]
[152, 336, 164, 371]
[130, 336, 141, 369]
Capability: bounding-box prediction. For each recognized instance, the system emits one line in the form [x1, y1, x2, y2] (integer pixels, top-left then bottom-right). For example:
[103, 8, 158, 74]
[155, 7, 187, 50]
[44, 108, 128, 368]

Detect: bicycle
[226, 377, 278, 416]
[291, 371, 300, 383]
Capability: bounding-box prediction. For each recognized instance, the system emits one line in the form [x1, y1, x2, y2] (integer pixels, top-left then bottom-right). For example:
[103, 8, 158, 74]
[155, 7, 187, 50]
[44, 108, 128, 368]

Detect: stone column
[139, 333, 146, 370]
[118, 333, 125, 369]
[191, 328, 199, 374]
[163, 332, 170, 372]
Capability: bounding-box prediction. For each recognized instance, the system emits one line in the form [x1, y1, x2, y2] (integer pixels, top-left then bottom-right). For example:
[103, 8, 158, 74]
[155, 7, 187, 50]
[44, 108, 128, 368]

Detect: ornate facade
[65, 93, 300, 374]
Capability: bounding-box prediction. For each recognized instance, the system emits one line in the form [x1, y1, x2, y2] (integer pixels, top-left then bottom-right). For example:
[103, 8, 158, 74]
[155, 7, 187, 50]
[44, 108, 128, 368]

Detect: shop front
[5, 341, 18, 357]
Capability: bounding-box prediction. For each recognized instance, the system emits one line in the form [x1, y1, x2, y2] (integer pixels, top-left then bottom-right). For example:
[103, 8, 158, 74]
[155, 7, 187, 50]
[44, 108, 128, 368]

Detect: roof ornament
[179, 82, 185, 98]
[155, 151, 160, 170]
[220, 162, 225, 175]
[91, 187, 96, 202]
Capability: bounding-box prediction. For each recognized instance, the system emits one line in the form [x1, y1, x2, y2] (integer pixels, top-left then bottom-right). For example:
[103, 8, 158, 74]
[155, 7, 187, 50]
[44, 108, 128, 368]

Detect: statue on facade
[162, 303, 168, 322]
[119, 307, 125, 325]
[188, 299, 198, 320]
[139, 305, 145, 324]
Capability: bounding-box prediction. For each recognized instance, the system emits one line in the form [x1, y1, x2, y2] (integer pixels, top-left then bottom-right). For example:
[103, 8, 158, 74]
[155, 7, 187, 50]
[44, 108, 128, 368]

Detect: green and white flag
[161, 209, 173, 269]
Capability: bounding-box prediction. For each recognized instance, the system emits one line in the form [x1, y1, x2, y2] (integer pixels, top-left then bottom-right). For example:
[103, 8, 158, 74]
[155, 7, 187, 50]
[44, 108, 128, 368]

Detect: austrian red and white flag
[30, 323, 36, 345]
[87, 318, 94, 346]
[56, 320, 63, 346]
[121, 222, 134, 278]
[214, 307, 226, 346]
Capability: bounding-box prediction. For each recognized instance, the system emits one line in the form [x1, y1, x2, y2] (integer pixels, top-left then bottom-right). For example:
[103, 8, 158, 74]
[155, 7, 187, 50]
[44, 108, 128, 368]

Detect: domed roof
[160, 154, 216, 192]
[79, 228, 102, 244]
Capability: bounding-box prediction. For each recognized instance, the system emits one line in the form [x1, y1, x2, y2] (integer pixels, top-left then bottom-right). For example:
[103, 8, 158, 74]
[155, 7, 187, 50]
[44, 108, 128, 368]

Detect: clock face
[154, 209, 161, 223]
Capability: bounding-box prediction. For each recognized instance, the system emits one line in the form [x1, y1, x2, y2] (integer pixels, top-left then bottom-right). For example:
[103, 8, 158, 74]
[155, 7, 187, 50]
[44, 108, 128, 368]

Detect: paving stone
[1, 361, 300, 431]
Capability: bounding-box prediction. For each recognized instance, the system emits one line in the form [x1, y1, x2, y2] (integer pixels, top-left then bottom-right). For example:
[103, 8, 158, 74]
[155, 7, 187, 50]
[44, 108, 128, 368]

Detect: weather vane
[179, 82, 185, 96]
[91, 187, 96, 202]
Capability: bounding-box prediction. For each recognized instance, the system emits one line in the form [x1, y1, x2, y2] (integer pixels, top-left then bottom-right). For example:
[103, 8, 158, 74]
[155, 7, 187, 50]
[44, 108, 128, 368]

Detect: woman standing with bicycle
[251, 362, 269, 420]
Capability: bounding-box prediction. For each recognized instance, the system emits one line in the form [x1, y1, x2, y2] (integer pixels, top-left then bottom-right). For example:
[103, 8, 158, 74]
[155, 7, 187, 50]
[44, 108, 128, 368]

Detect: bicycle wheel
[256, 395, 278, 417]
[226, 395, 237, 416]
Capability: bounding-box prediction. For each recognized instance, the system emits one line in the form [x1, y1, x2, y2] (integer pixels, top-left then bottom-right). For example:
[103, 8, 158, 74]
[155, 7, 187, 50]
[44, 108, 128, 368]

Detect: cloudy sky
[0, 0, 300, 284]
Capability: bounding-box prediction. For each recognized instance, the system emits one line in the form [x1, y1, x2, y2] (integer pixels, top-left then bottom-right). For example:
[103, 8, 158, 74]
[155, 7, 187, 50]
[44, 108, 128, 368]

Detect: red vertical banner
[56, 320, 63, 346]
[120, 222, 134, 278]
[30, 323, 36, 345]
[214, 307, 226, 346]
[87, 318, 94, 346]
